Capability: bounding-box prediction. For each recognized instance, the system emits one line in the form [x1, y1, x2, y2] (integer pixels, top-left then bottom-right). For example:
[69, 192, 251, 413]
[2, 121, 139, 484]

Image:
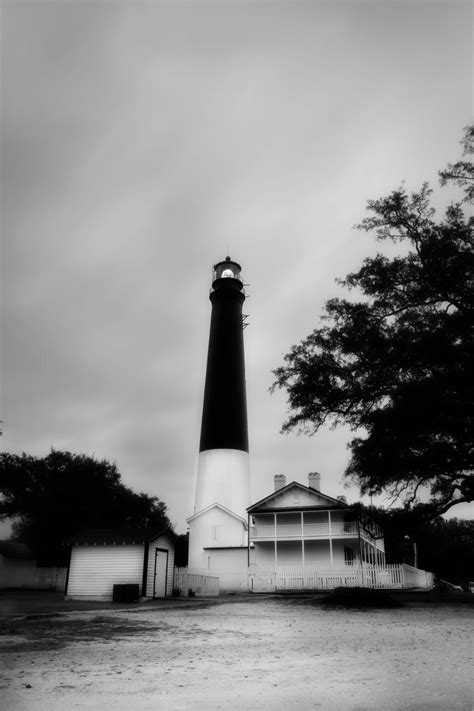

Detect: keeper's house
[65, 528, 175, 601]
[249, 473, 385, 571]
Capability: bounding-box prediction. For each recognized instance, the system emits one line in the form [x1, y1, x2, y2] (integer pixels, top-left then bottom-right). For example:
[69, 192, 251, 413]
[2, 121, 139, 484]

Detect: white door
[154, 549, 168, 598]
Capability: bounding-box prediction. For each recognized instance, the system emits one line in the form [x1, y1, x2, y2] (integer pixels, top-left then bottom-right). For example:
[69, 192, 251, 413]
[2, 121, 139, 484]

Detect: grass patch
[0, 614, 171, 653]
[321, 587, 403, 608]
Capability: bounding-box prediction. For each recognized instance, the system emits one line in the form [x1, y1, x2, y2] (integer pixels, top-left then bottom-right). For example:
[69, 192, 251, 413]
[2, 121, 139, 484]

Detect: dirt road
[1, 595, 472, 710]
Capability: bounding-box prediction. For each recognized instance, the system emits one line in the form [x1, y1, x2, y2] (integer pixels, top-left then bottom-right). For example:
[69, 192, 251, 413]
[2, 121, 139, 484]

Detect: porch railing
[250, 521, 360, 539]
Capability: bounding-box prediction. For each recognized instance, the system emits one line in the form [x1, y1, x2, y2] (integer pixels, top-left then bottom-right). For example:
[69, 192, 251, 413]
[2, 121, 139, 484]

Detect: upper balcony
[249, 521, 361, 540]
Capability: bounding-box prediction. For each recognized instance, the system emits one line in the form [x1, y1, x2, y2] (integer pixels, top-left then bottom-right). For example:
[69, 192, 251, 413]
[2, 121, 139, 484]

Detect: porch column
[274, 513, 277, 571]
[301, 512, 304, 567]
[247, 513, 250, 568]
[328, 511, 333, 565]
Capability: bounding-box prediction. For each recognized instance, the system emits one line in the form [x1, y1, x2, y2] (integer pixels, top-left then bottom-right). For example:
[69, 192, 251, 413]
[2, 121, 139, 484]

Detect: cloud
[2, 1, 472, 532]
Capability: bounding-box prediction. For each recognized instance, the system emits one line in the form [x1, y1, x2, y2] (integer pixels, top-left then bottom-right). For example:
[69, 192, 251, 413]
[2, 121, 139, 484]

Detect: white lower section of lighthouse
[187, 449, 251, 571]
[194, 449, 250, 516]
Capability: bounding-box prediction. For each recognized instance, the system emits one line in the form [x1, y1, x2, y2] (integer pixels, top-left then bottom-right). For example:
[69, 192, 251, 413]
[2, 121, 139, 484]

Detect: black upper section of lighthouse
[199, 257, 249, 453]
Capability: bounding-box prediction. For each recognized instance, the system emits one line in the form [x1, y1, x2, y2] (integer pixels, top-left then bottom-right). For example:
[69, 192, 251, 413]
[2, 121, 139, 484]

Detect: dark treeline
[0, 449, 174, 566]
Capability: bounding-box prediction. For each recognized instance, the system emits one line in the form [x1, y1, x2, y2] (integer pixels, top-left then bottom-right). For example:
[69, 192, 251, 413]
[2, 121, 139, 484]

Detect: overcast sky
[2, 1, 472, 534]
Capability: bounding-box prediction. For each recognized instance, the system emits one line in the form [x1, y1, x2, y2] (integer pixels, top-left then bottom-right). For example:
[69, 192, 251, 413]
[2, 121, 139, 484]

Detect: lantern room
[211, 257, 244, 293]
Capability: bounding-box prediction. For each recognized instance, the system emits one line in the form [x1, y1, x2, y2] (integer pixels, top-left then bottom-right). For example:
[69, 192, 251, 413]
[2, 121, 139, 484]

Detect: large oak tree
[272, 127, 473, 517]
[0, 449, 172, 564]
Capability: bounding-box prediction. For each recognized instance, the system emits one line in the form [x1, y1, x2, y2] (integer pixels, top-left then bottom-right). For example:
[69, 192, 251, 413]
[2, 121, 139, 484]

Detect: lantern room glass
[213, 259, 242, 282]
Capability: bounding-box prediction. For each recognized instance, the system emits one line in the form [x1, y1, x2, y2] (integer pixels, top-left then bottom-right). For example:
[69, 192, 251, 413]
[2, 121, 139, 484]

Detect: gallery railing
[249, 521, 361, 539]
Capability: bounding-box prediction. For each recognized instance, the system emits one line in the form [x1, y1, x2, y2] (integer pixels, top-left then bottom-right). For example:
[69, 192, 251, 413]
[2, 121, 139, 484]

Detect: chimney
[337, 495, 347, 504]
[308, 472, 321, 491]
[274, 474, 286, 491]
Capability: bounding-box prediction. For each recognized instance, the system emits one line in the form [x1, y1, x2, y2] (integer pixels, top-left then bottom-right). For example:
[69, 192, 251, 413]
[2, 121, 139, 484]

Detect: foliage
[272, 126, 474, 516]
[439, 124, 474, 202]
[0, 449, 172, 564]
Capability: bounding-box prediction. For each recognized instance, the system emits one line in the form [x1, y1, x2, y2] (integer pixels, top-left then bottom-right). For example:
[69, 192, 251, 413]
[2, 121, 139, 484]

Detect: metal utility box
[112, 584, 139, 602]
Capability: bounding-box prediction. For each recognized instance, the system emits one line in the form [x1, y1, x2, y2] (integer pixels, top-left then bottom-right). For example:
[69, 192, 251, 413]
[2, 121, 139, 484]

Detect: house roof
[247, 481, 348, 513]
[186, 502, 248, 527]
[0, 540, 35, 560]
[68, 527, 173, 546]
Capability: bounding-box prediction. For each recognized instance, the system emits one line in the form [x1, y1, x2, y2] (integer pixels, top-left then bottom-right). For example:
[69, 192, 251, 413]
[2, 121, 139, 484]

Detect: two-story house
[247, 473, 389, 591]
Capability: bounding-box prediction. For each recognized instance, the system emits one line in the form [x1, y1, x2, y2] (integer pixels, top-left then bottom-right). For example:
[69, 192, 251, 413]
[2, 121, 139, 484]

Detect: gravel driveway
[1, 593, 472, 710]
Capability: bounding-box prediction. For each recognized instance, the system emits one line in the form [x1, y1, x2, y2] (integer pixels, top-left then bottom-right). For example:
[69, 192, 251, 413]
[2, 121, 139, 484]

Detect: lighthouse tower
[187, 257, 251, 572]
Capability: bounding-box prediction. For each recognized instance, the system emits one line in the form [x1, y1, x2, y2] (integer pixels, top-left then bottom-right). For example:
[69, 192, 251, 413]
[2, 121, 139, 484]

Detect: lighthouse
[187, 257, 251, 572]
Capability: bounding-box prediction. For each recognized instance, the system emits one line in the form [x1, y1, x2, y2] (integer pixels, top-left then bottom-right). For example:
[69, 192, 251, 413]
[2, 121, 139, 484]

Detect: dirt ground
[0, 592, 472, 711]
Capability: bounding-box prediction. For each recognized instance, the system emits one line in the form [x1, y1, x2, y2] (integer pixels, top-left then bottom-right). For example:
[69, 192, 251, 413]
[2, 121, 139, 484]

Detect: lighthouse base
[193, 448, 250, 518]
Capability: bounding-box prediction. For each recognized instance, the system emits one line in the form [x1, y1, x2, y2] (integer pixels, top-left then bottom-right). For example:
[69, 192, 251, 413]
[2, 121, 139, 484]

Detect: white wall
[188, 505, 247, 569]
[277, 540, 302, 563]
[67, 545, 143, 600]
[204, 547, 248, 591]
[331, 539, 353, 563]
[205, 547, 248, 573]
[304, 540, 331, 562]
[253, 541, 274, 563]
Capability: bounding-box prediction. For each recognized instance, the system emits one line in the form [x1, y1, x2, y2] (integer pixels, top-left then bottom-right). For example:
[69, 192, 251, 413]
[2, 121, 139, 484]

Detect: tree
[272, 126, 474, 517]
[0, 449, 172, 564]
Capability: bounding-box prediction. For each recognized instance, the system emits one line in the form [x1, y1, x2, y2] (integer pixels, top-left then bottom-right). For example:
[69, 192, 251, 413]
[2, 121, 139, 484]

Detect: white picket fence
[174, 568, 220, 596]
[174, 563, 434, 595]
[250, 563, 434, 592]
[250, 565, 360, 592]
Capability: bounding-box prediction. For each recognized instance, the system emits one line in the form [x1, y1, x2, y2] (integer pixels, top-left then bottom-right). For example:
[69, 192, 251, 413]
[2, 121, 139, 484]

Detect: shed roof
[68, 527, 173, 546]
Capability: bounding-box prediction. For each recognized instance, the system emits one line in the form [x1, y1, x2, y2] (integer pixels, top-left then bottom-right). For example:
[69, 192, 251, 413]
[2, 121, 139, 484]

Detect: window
[211, 525, 220, 541]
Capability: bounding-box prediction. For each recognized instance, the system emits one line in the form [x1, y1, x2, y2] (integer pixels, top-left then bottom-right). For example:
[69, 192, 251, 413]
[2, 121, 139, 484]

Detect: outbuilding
[65, 527, 175, 601]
